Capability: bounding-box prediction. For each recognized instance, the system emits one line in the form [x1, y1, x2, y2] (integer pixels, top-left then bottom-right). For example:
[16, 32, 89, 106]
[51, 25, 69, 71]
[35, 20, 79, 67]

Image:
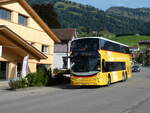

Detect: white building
[52, 28, 77, 69]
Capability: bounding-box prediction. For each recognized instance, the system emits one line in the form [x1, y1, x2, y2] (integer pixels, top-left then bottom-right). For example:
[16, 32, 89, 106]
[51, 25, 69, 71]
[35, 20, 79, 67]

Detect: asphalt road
[0, 67, 150, 113]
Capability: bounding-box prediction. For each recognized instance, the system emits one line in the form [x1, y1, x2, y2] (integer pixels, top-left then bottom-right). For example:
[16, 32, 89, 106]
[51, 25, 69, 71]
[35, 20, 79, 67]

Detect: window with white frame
[0, 8, 11, 20]
[18, 14, 28, 26]
[41, 45, 49, 54]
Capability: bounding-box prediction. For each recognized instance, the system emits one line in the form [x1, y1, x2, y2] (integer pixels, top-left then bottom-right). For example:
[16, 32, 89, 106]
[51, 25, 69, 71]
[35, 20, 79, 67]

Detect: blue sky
[70, 0, 150, 10]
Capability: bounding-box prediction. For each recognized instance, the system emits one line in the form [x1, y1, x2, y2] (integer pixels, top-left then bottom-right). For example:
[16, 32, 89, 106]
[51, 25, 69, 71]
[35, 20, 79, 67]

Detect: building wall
[53, 37, 75, 69]
[1, 2, 43, 31]
[54, 41, 73, 69]
[54, 53, 67, 69]
[0, 1, 55, 79]
[0, 2, 54, 62]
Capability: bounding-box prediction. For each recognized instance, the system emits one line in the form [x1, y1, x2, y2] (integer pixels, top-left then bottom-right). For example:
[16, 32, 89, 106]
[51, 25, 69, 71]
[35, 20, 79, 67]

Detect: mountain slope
[55, 1, 105, 31]
[106, 7, 150, 22]
[26, 0, 150, 35]
[105, 7, 150, 35]
[27, 0, 105, 31]
[111, 35, 150, 46]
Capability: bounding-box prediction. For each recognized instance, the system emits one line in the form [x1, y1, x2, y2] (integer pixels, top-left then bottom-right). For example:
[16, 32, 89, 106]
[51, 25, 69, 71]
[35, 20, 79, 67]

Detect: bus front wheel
[107, 75, 111, 86]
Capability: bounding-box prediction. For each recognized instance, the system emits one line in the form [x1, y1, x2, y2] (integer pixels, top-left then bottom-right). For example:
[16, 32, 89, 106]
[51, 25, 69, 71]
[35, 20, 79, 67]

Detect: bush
[25, 72, 38, 87]
[26, 67, 53, 87]
[9, 67, 70, 89]
[9, 77, 28, 89]
[53, 68, 70, 76]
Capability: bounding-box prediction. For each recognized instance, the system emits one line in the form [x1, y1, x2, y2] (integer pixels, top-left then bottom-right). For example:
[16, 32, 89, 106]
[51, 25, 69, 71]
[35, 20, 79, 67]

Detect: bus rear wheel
[122, 72, 127, 82]
[125, 72, 128, 80]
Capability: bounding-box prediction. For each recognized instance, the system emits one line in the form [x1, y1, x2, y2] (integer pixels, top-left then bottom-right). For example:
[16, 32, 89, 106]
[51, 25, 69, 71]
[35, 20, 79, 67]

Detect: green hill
[110, 35, 150, 46]
[106, 7, 150, 35]
[106, 7, 150, 22]
[26, 0, 150, 35]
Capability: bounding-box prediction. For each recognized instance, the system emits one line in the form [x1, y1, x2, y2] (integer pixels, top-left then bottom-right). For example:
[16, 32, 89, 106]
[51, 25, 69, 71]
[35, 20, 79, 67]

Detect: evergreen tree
[32, 3, 61, 28]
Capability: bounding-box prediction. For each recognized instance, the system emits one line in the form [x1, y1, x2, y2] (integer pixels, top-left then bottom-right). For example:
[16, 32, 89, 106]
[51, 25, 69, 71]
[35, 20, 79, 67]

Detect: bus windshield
[72, 56, 100, 73]
[71, 38, 99, 52]
[71, 38, 100, 75]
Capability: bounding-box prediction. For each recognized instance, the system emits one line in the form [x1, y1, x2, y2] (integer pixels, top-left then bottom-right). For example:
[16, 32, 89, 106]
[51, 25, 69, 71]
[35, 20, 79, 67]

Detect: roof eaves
[0, 0, 17, 4]
[0, 25, 47, 60]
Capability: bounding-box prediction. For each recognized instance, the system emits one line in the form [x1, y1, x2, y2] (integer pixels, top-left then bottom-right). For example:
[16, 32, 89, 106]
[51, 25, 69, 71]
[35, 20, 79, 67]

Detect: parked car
[132, 65, 140, 72]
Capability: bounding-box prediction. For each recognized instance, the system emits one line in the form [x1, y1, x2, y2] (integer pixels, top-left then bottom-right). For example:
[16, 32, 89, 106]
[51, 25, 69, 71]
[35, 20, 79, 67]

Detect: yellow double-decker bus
[70, 37, 132, 86]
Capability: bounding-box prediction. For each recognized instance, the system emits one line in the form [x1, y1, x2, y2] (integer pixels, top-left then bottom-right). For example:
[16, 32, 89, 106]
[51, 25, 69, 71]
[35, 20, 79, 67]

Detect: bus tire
[107, 75, 111, 86]
[122, 72, 127, 82]
[125, 72, 128, 80]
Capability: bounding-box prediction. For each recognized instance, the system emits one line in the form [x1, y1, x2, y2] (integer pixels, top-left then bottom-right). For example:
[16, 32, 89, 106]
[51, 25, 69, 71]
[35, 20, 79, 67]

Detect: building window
[42, 45, 49, 54]
[18, 14, 28, 26]
[0, 8, 11, 20]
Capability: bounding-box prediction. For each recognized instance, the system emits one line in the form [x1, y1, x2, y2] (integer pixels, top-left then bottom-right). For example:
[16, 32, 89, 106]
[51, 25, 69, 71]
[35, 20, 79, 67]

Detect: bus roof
[72, 37, 129, 47]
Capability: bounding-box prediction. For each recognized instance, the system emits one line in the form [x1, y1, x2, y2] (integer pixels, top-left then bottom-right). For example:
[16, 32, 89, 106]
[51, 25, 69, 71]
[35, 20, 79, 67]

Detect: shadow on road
[50, 83, 106, 90]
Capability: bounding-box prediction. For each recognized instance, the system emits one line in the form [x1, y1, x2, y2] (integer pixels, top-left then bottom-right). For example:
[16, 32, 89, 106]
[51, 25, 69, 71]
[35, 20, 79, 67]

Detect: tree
[32, 3, 61, 28]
